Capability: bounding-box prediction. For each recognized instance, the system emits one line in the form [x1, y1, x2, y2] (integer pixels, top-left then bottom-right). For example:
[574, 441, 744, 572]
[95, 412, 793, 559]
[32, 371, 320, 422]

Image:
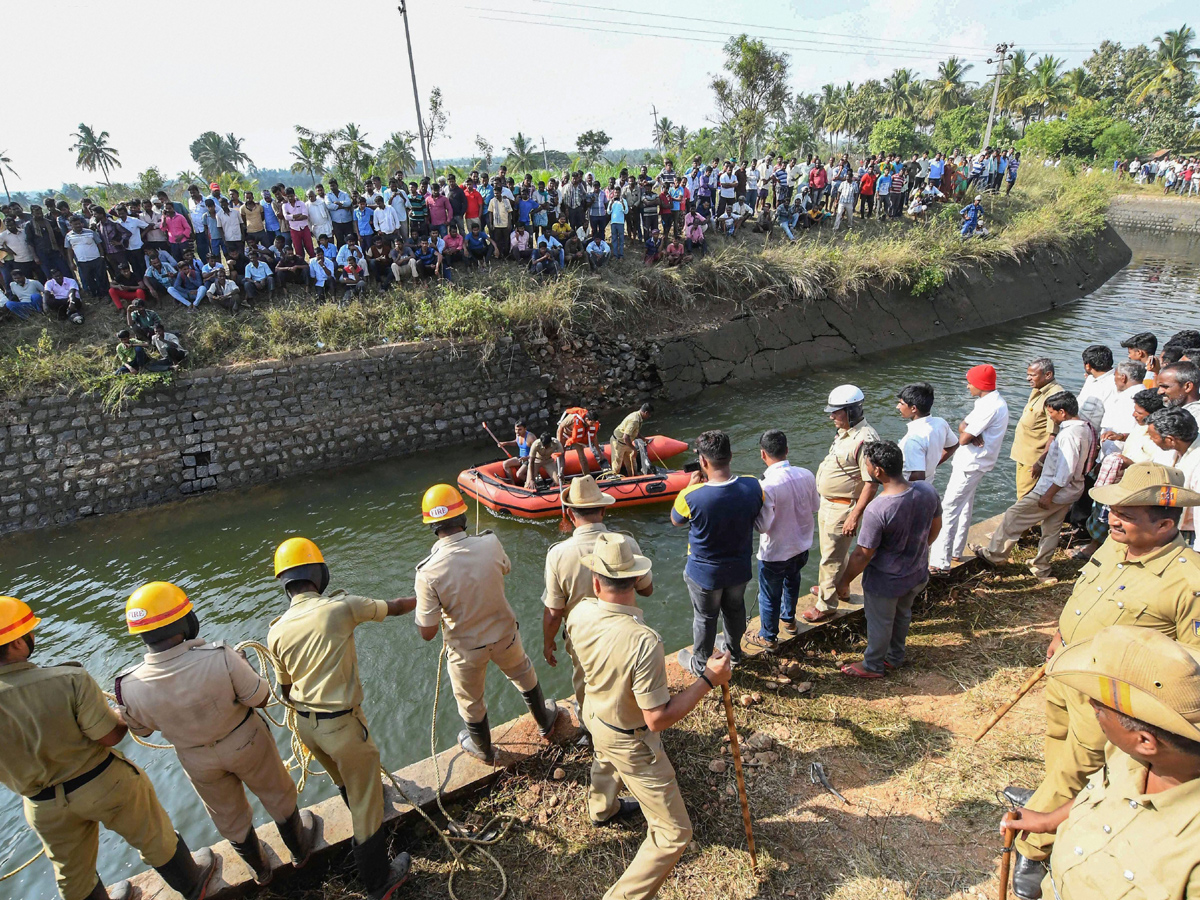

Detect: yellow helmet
[422, 484, 468, 524]
[126, 582, 193, 635]
[0, 596, 40, 644]
[274, 537, 325, 577]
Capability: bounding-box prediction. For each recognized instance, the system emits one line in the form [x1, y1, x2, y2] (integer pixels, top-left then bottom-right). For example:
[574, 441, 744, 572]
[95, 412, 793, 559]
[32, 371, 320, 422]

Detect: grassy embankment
[258, 542, 1072, 900]
[0, 165, 1111, 405]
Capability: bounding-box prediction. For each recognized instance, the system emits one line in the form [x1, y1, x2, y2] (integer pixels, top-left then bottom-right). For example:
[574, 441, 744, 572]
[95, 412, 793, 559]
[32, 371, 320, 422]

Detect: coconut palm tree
[822, 84, 853, 149]
[175, 169, 202, 187]
[503, 133, 538, 171]
[652, 116, 675, 152]
[882, 68, 919, 117]
[1021, 55, 1069, 121]
[378, 132, 419, 176]
[193, 132, 253, 181]
[1063, 66, 1095, 100]
[1129, 25, 1200, 105]
[925, 57, 975, 114]
[0, 150, 18, 203]
[997, 49, 1031, 121]
[290, 137, 328, 186]
[673, 125, 690, 155]
[70, 123, 120, 187]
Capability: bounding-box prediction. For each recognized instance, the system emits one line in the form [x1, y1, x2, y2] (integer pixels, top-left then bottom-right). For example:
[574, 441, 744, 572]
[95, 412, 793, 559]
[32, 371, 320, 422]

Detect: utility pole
[398, 3, 431, 176]
[982, 42, 1014, 152]
[541, 136, 549, 171]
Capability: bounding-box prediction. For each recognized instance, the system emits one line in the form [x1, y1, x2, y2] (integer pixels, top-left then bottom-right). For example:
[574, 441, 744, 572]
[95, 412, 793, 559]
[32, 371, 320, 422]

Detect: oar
[558, 457, 571, 534]
[721, 683, 758, 876]
[481, 421, 512, 458]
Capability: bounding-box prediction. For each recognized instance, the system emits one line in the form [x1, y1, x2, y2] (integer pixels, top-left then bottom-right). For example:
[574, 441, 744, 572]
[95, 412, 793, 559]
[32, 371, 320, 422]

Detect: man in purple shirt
[836, 441, 942, 677]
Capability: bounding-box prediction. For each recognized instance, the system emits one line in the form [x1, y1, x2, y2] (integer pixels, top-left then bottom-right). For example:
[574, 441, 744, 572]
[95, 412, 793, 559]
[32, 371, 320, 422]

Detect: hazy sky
[5, 0, 1184, 193]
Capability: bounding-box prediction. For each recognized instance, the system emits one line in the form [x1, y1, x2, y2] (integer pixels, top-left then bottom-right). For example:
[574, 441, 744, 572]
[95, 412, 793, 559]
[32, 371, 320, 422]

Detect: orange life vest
[560, 407, 598, 445]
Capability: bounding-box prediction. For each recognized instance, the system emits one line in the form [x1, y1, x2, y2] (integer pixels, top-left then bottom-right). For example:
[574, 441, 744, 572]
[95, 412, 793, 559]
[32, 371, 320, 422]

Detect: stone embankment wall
[652, 225, 1132, 398]
[0, 339, 549, 534]
[1107, 194, 1200, 234]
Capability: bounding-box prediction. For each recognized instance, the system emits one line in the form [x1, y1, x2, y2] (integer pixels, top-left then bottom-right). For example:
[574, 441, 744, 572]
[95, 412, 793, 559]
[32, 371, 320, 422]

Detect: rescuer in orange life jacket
[556, 406, 603, 478]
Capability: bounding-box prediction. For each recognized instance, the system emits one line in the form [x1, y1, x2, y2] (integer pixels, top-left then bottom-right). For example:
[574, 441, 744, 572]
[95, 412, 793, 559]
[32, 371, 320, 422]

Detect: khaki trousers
[447, 628, 538, 723]
[588, 716, 693, 900]
[979, 492, 1071, 577]
[294, 706, 382, 843]
[611, 438, 636, 477]
[176, 712, 298, 842]
[24, 757, 177, 900]
[1015, 462, 1039, 499]
[815, 498, 855, 611]
[1015, 676, 1106, 860]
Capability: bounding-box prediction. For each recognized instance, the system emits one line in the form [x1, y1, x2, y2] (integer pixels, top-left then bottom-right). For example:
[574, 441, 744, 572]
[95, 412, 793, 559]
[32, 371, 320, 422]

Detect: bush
[1019, 107, 1117, 159]
[932, 106, 987, 154]
[1093, 122, 1144, 164]
[868, 117, 927, 158]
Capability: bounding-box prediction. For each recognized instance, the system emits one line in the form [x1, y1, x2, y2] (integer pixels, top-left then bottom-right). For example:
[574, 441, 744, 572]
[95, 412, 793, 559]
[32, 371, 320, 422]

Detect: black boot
[230, 828, 272, 886]
[1003, 785, 1036, 807]
[277, 807, 317, 868]
[153, 834, 216, 900]
[1012, 850, 1046, 900]
[351, 826, 411, 900]
[458, 716, 495, 761]
[87, 877, 134, 900]
[521, 683, 561, 737]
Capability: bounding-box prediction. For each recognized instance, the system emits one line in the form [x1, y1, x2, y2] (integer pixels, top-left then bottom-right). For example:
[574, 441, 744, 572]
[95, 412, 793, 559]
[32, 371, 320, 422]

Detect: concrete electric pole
[398, 3, 432, 176]
[982, 42, 1014, 152]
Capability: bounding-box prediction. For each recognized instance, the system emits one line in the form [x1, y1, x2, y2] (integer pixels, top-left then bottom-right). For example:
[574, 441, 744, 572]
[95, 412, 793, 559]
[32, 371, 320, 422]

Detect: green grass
[0, 166, 1113, 400]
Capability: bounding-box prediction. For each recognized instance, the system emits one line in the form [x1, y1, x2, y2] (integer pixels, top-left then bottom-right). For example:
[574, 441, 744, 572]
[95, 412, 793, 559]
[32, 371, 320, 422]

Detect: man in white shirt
[832, 178, 857, 231]
[929, 365, 1010, 573]
[972, 391, 1095, 582]
[372, 197, 400, 244]
[748, 430, 819, 649]
[717, 163, 738, 216]
[585, 238, 610, 271]
[216, 199, 244, 254]
[308, 247, 336, 299]
[1099, 360, 1147, 456]
[1156, 360, 1200, 426]
[305, 189, 334, 243]
[730, 197, 753, 231]
[1145, 407, 1200, 545]
[117, 204, 150, 277]
[243, 249, 275, 300]
[896, 383, 957, 485]
[1076, 344, 1117, 430]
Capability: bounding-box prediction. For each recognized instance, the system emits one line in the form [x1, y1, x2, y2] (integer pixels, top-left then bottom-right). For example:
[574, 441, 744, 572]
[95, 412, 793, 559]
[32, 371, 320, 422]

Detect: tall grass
[0, 167, 1113, 400]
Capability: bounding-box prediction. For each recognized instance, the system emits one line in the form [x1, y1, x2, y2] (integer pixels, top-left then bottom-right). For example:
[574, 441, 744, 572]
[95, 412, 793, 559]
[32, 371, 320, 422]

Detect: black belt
[299, 707, 354, 721]
[597, 717, 647, 736]
[29, 754, 114, 802]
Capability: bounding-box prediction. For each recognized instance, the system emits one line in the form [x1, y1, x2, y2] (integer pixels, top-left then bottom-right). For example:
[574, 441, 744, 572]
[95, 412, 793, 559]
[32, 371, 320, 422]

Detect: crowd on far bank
[1114, 154, 1200, 194]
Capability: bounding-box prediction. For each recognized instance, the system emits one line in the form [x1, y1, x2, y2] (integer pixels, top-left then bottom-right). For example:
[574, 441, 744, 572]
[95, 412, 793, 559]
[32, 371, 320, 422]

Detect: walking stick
[721, 683, 758, 876]
[974, 663, 1047, 742]
[481, 421, 512, 458]
[998, 826, 1016, 900]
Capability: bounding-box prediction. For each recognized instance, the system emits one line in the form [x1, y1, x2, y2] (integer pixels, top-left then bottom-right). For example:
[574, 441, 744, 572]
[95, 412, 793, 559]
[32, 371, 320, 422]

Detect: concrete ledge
[1108, 194, 1200, 234]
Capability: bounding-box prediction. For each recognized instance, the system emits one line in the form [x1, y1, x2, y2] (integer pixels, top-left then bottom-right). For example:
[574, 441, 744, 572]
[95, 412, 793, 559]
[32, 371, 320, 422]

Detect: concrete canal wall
[1107, 194, 1200, 235]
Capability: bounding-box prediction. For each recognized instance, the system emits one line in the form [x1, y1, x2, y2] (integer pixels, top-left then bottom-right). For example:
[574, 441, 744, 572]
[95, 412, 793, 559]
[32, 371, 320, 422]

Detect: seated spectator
[731, 195, 754, 231]
[390, 239, 417, 281]
[585, 236, 611, 271]
[412, 237, 443, 280]
[684, 210, 708, 257]
[338, 259, 368, 301]
[664, 237, 689, 266]
[564, 233, 587, 266]
[308, 247, 337, 299]
[441, 224, 465, 271]
[643, 229, 662, 264]
[108, 262, 145, 310]
[364, 236, 391, 285]
[243, 250, 275, 300]
[140, 251, 176, 304]
[44, 269, 85, 323]
[465, 222, 496, 267]
[509, 222, 534, 263]
[5, 270, 44, 319]
[531, 240, 559, 278]
[274, 245, 308, 287]
[540, 232, 565, 269]
[115, 330, 151, 374]
[152, 322, 188, 366]
[208, 270, 241, 313]
[125, 298, 161, 341]
[752, 203, 774, 234]
[551, 214, 573, 243]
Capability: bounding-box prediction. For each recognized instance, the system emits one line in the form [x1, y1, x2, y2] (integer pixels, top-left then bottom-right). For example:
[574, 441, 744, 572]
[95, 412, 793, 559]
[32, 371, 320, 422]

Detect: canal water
[1, 229, 1197, 897]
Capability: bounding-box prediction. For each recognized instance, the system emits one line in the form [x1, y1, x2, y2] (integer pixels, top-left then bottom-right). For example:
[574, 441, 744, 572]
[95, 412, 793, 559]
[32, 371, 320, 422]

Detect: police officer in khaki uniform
[1002, 626, 1200, 900]
[1010, 357, 1065, 498]
[567, 534, 732, 900]
[543, 476, 653, 733]
[0, 595, 215, 900]
[415, 484, 559, 761]
[805, 384, 879, 623]
[267, 537, 414, 900]
[610, 403, 652, 477]
[116, 582, 315, 887]
[1004, 462, 1200, 899]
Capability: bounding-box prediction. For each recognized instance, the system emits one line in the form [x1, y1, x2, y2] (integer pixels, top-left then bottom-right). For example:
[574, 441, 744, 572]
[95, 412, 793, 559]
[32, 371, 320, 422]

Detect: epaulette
[415, 552, 435, 571]
[328, 588, 348, 598]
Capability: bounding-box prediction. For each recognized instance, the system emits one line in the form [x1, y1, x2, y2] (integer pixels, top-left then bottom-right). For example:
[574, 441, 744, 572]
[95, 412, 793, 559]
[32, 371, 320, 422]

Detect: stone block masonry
[0, 337, 549, 535]
[1108, 195, 1200, 234]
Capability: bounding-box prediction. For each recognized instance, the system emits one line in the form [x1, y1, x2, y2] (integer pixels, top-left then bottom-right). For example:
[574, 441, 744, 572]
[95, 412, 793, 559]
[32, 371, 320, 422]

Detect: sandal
[744, 633, 777, 651]
[840, 662, 884, 679]
[802, 607, 837, 624]
[928, 566, 951, 576]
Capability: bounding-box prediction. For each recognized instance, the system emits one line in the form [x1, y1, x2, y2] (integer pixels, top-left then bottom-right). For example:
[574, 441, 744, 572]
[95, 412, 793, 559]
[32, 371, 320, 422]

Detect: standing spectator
[1011, 357, 1065, 498]
[62, 216, 108, 298]
[325, 178, 353, 245]
[426, 188, 452, 237]
[199, 200, 223, 261]
[972, 392, 1097, 582]
[282, 188, 315, 258]
[671, 430, 773, 675]
[216, 199, 244, 256]
[717, 162, 738, 217]
[352, 197, 375, 246]
[372, 197, 400, 247]
[241, 194, 268, 247]
[832, 177, 856, 230]
[607, 193, 626, 259]
[836, 441, 941, 677]
[305, 187, 333, 245]
[0, 217, 39, 280]
[1076, 344, 1116, 430]
[488, 191, 513, 258]
[25, 205, 67, 279]
[1146, 407, 1200, 546]
[929, 365, 1010, 573]
[1156, 361, 1200, 423]
[896, 382, 957, 484]
[748, 429, 818, 650]
[159, 204, 192, 260]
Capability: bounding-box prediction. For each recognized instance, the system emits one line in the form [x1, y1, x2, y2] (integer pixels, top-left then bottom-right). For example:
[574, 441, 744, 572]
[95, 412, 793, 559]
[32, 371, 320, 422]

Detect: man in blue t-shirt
[671, 430, 774, 675]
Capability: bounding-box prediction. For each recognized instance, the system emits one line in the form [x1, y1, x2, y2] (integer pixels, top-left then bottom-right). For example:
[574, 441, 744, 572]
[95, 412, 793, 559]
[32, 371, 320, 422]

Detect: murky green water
[1, 230, 1197, 897]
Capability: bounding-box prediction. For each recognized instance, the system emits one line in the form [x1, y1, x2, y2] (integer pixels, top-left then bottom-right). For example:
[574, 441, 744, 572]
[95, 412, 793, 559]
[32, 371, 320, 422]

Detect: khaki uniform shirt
[1045, 743, 1200, 899]
[1059, 535, 1200, 649]
[0, 662, 120, 797]
[1010, 381, 1065, 466]
[527, 438, 562, 468]
[612, 411, 646, 445]
[815, 420, 880, 500]
[267, 590, 388, 712]
[566, 598, 671, 733]
[117, 639, 270, 748]
[543, 523, 653, 616]
[415, 531, 517, 650]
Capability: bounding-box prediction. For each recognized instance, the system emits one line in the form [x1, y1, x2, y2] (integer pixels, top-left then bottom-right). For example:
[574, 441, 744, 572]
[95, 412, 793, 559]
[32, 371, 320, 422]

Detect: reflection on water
[0, 230, 1197, 897]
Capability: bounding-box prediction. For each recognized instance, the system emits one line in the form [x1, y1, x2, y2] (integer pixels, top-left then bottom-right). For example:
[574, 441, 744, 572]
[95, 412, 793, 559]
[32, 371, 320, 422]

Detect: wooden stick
[974, 663, 1047, 742]
[481, 421, 512, 458]
[998, 826, 1016, 900]
[721, 683, 758, 876]
[558, 458, 571, 533]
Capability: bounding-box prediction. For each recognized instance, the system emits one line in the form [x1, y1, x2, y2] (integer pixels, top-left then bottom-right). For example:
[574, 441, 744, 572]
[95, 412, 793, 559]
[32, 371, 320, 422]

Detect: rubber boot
[521, 683, 561, 738]
[230, 828, 272, 886]
[352, 826, 411, 900]
[277, 807, 317, 868]
[153, 834, 216, 900]
[457, 715, 495, 762]
[1011, 850, 1046, 900]
[88, 877, 135, 900]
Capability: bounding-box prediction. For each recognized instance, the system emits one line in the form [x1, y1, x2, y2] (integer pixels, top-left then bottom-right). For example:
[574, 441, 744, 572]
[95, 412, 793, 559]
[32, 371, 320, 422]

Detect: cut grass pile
[0, 165, 1112, 402]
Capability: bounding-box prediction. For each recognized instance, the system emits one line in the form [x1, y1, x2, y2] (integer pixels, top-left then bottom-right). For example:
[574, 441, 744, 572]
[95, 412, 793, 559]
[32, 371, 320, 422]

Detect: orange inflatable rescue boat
[458, 435, 691, 519]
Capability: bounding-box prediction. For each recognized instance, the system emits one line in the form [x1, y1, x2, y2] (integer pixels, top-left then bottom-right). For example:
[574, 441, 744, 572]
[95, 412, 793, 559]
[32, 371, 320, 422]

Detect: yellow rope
[0, 847, 44, 882]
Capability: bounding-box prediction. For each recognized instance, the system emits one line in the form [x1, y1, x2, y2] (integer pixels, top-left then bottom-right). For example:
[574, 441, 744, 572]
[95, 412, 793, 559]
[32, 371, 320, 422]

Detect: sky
[4, 0, 1186, 194]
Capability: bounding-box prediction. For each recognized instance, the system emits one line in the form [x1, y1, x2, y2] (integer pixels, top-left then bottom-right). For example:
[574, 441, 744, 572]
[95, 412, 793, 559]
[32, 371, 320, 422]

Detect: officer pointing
[0, 595, 214, 900]
[415, 484, 559, 761]
[267, 537, 415, 900]
[116, 582, 316, 887]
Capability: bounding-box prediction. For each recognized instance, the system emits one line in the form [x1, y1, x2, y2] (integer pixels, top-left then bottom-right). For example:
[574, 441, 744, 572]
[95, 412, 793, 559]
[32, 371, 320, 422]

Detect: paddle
[557, 457, 571, 533]
[481, 421, 512, 458]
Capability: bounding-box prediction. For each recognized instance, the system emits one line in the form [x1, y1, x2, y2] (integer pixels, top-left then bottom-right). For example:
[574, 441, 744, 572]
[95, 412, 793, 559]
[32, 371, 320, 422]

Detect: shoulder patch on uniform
[197, 640, 226, 650]
[1088, 556, 1102, 567]
[1194, 619, 1200, 637]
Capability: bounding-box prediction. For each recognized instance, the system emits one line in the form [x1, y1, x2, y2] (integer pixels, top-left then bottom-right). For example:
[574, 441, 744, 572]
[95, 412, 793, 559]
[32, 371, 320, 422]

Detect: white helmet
[824, 384, 865, 412]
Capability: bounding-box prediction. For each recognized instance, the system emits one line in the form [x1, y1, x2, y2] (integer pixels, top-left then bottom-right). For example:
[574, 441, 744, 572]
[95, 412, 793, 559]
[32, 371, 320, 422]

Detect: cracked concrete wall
[655, 225, 1132, 399]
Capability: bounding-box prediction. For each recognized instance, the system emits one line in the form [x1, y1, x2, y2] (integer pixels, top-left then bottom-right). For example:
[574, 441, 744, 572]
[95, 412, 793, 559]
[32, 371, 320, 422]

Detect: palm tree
[882, 68, 918, 117]
[0, 150, 18, 203]
[1129, 25, 1200, 120]
[222, 133, 253, 170]
[673, 125, 690, 155]
[925, 57, 975, 114]
[193, 132, 252, 181]
[652, 116, 676, 152]
[70, 123, 120, 187]
[998, 49, 1031, 121]
[823, 84, 853, 149]
[290, 137, 328, 186]
[1021, 55, 1069, 121]
[1063, 66, 1094, 100]
[503, 133, 538, 171]
[336, 123, 374, 173]
[175, 169, 202, 187]
[378, 132, 418, 176]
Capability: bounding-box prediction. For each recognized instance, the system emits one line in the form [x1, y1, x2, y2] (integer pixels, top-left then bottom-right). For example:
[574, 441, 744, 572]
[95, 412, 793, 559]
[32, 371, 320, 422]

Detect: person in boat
[610, 402, 653, 478]
[556, 406, 602, 477]
[500, 421, 533, 484]
[524, 431, 564, 490]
